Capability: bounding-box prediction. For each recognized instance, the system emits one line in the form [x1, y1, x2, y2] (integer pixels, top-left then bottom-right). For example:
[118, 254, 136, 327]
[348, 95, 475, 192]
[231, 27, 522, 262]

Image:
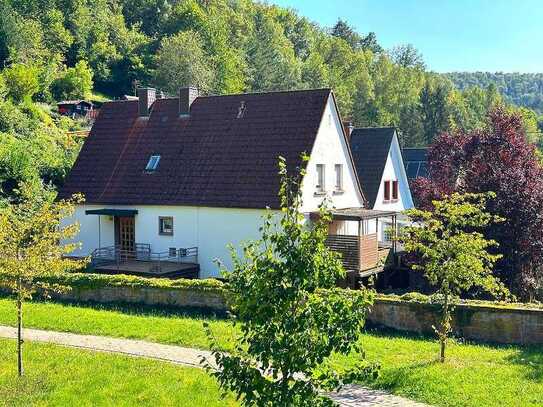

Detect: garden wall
[58, 285, 228, 311]
[9, 273, 229, 312]
[8, 273, 543, 345]
[368, 296, 543, 345]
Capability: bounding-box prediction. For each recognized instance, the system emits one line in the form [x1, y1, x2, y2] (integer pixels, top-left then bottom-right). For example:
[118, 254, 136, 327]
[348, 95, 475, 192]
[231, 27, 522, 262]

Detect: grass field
[0, 339, 236, 407]
[0, 297, 236, 351]
[0, 297, 542, 406]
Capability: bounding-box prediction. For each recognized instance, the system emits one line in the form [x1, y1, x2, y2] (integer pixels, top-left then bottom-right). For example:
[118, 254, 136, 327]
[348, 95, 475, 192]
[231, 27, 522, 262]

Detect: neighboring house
[59, 87, 396, 280]
[402, 147, 428, 180]
[349, 127, 414, 245]
[57, 100, 99, 119]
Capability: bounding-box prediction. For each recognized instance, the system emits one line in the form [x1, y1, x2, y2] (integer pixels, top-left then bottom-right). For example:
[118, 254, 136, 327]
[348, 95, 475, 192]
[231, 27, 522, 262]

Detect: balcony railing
[90, 244, 198, 274]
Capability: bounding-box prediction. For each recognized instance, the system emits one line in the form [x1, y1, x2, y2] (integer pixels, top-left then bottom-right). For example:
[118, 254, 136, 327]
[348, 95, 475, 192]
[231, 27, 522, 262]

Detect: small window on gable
[334, 164, 343, 191]
[316, 164, 325, 193]
[159, 216, 173, 235]
[145, 155, 161, 172]
[392, 180, 399, 200]
[384, 180, 391, 202]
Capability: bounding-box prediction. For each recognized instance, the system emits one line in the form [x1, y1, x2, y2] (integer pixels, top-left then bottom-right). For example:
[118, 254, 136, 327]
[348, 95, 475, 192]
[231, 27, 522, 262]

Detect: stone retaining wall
[368, 298, 543, 345]
[44, 284, 543, 345]
[55, 285, 228, 312]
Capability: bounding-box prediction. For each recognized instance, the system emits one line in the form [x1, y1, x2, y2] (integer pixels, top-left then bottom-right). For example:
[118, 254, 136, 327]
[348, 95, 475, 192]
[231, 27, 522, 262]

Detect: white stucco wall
[65, 204, 272, 278]
[300, 95, 365, 213]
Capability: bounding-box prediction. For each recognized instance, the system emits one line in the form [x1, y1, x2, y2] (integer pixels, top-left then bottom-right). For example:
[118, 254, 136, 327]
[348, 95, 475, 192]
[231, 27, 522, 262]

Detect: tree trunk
[439, 335, 446, 363]
[17, 278, 23, 377]
[439, 293, 449, 363]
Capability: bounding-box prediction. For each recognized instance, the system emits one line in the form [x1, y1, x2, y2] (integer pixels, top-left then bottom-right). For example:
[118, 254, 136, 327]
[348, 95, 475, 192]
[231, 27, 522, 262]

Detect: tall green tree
[245, 10, 301, 92]
[205, 158, 377, 405]
[418, 76, 453, 145]
[154, 30, 214, 94]
[390, 44, 425, 69]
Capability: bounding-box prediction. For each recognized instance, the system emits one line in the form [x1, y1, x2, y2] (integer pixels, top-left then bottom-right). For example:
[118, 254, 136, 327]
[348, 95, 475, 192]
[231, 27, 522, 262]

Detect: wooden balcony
[316, 207, 401, 288]
[90, 244, 199, 279]
[326, 233, 382, 272]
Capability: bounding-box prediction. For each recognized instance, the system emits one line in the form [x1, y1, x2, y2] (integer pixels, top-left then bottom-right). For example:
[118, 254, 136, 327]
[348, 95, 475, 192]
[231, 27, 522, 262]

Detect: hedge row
[2, 271, 541, 312]
[378, 292, 543, 311]
[0, 271, 227, 293]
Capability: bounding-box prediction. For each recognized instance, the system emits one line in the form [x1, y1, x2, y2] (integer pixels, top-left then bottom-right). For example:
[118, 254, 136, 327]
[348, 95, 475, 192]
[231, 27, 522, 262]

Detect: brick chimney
[343, 120, 354, 139]
[137, 87, 156, 117]
[179, 86, 199, 117]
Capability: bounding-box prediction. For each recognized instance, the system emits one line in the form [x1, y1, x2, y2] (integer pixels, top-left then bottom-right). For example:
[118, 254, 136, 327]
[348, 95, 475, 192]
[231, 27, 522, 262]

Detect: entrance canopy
[85, 209, 138, 216]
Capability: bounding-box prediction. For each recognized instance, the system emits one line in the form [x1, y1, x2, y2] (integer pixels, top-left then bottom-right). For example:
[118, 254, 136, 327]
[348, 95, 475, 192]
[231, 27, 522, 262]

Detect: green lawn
[0, 339, 237, 406]
[0, 297, 236, 351]
[0, 297, 542, 406]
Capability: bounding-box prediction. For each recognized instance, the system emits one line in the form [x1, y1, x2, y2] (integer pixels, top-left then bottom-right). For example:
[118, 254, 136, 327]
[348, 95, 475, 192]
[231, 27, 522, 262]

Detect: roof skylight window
[145, 155, 161, 171]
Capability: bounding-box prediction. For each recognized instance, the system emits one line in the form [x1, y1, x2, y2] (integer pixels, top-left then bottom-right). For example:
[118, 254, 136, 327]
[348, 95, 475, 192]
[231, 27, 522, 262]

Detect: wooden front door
[118, 216, 135, 257]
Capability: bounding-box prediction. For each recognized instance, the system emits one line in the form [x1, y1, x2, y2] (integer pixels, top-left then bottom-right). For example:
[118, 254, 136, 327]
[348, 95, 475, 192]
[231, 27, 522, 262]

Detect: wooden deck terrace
[93, 260, 199, 279]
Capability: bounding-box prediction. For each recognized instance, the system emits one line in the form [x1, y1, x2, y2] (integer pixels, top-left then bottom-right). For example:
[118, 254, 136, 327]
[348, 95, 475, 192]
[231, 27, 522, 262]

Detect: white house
[348, 127, 414, 244]
[60, 87, 393, 280]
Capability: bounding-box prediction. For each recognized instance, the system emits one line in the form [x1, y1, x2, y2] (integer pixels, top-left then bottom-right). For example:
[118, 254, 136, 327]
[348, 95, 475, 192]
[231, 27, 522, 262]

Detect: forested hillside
[0, 0, 542, 203]
[446, 72, 543, 114]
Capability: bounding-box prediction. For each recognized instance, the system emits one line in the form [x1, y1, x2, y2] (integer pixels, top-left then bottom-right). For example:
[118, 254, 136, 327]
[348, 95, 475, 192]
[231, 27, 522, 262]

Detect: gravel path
[0, 326, 429, 406]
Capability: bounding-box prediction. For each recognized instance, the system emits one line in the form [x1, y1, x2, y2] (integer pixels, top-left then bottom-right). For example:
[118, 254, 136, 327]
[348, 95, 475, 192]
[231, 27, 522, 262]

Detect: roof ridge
[183, 88, 332, 99]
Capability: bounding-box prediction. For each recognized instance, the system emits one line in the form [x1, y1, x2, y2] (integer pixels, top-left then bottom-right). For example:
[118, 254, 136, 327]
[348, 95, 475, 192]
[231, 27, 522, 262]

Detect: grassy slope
[0, 298, 542, 406]
[0, 339, 237, 406]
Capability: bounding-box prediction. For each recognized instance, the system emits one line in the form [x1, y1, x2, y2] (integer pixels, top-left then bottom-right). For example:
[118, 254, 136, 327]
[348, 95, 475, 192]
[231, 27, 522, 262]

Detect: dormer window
[145, 155, 161, 172]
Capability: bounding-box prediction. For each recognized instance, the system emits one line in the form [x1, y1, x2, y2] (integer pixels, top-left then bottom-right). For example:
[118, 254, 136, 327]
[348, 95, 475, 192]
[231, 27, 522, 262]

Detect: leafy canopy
[0, 184, 86, 298]
[402, 192, 506, 297]
[205, 157, 377, 406]
[401, 192, 507, 361]
[413, 108, 543, 300]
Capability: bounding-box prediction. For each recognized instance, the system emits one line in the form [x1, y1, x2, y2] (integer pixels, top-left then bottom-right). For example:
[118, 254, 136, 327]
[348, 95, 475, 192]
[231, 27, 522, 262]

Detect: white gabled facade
[65, 94, 365, 278]
[372, 133, 414, 212]
[301, 95, 365, 212]
[371, 133, 414, 241]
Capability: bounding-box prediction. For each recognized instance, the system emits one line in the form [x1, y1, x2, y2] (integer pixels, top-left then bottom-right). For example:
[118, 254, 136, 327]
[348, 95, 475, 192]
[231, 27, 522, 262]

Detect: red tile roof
[58, 89, 332, 209]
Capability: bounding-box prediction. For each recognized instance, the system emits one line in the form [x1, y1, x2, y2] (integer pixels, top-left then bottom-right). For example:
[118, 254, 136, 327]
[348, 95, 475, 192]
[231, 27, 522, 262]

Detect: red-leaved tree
[412, 107, 543, 300]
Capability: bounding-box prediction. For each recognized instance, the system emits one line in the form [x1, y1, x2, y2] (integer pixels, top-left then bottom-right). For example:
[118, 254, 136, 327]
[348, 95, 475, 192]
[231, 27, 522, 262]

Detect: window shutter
[384, 181, 391, 201]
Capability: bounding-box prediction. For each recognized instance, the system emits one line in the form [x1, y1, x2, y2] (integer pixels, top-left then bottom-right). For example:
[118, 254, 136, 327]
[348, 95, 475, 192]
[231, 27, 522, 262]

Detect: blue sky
[271, 0, 542, 73]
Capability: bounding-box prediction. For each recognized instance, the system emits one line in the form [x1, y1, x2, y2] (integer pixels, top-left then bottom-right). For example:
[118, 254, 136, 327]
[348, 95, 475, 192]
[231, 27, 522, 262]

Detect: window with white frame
[316, 164, 325, 193]
[158, 216, 173, 235]
[334, 164, 343, 191]
[145, 155, 161, 171]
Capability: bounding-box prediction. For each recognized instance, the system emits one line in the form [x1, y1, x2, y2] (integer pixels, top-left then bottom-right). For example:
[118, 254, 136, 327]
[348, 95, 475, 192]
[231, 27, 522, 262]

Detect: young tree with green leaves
[205, 157, 377, 406]
[0, 184, 86, 376]
[400, 192, 507, 362]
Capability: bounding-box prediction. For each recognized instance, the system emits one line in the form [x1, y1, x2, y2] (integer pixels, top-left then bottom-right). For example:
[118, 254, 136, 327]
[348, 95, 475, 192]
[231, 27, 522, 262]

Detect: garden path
[0, 326, 429, 407]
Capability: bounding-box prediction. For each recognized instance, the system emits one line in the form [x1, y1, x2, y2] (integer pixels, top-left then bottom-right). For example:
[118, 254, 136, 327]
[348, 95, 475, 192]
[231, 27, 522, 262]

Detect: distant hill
[445, 72, 543, 114]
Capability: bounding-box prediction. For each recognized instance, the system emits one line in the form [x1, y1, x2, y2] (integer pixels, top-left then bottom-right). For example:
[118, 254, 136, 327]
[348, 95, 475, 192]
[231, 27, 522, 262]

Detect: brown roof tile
[58, 89, 332, 209]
